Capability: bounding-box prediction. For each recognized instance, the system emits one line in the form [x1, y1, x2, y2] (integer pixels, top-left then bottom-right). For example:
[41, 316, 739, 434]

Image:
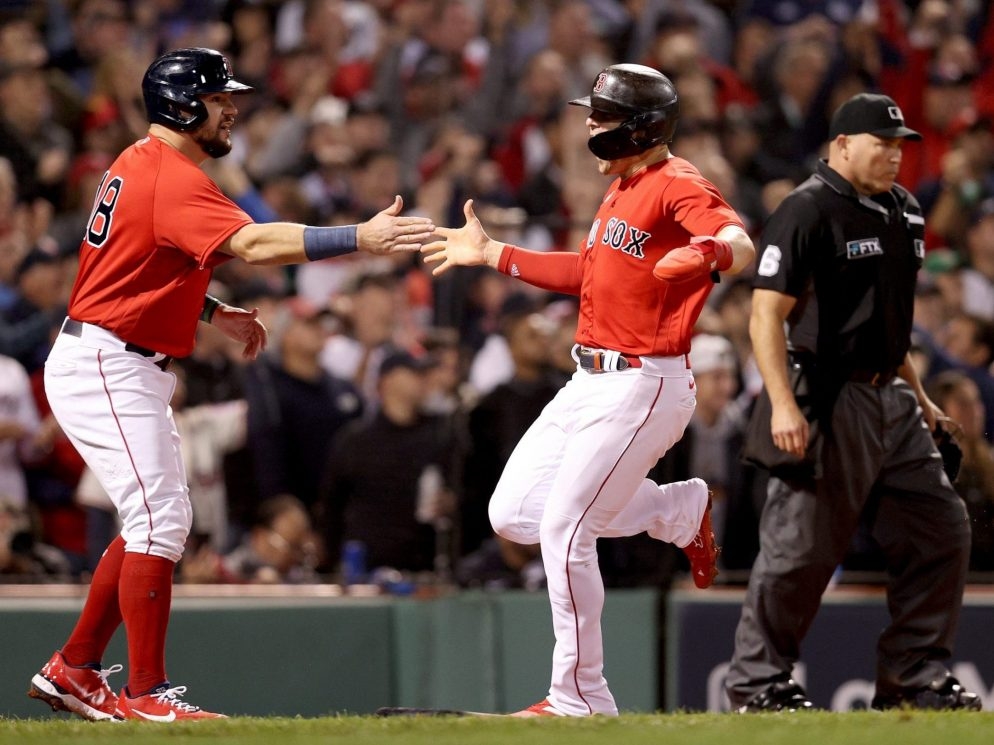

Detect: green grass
[2, 712, 993, 745]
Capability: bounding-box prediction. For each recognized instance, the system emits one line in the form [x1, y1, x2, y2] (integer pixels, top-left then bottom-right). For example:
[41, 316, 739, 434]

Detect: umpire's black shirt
[753, 159, 924, 378]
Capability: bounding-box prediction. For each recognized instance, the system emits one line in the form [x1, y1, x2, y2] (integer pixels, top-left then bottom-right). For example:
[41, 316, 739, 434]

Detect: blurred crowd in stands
[2, 0, 994, 588]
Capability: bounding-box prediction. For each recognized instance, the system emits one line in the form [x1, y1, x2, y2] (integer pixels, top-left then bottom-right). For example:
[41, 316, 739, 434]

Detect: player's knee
[153, 522, 191, 563]
[488, 500, 516, 536]
[489, 500, 532, 543]
[130, 496, 192, 563]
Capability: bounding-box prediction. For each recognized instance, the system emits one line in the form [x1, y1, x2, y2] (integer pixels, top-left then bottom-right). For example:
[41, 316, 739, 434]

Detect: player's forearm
[225, 222, 309, 265]
[225, 221, 363, 265]
[897, 352, 929, 407]
[495, 245, 582, 295]
[750, 304, 794, 406]
[716, 225, 756, 274]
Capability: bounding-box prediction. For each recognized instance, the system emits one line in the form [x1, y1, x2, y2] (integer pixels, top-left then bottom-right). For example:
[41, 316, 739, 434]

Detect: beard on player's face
[192, 96, 236, 159]
[193, 120, 233, 159]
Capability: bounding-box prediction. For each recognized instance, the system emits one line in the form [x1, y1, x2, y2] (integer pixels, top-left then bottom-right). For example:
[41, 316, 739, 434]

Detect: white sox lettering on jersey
[600, 217, 651, 259]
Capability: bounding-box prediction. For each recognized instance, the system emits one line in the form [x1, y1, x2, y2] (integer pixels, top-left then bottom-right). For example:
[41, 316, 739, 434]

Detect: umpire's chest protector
[808, 172, 924, 368]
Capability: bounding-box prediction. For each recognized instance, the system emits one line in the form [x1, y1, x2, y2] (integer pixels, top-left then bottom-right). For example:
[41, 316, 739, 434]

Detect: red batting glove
[652, 236, 734, 282]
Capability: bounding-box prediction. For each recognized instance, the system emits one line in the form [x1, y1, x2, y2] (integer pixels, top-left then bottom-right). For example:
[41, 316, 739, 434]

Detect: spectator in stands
[917, 112, 994, 250]
[0, 160, 64, 364]
[49, 0, 131, 101]
[3, 248, 67, 373]
[926, 371, 994, 572]
[752, 37, 834, 184]
[221, 0, 277, 89]
[244, 296, 363, 520]
[461, 296, 567, 558]
[180, 493, 320, 584]
[321, 350, 461, 579]
[494, 49, 569, 193]
[0, 353, 41, 516]
[0, 45, 73, 208]
[932, 311, 994, 441]
[320, 268, 405, 405]
[0, 495, 72, 581]
[960, 197, 994, 322]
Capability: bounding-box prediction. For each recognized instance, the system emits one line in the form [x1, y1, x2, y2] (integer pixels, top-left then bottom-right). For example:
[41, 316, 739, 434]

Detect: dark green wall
[4, 589, 660, 718]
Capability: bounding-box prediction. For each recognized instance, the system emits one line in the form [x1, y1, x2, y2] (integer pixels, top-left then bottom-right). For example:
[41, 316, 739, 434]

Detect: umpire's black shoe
[736, 679, 815, 713]
[871, 676, 982, 711]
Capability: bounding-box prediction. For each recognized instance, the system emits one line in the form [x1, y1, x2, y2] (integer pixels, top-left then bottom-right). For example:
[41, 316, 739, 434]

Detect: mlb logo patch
[914, 239, 925, 259]
[888, 106, 904, 122]
[846, 238, 883, 259]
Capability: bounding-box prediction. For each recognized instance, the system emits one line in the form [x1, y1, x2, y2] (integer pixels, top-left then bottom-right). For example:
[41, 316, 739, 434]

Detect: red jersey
[69, 136, 253, 357]
[498, 157, 743, 356]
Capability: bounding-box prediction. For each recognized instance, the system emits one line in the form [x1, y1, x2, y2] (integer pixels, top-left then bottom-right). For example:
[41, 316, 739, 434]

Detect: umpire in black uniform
[726, 93, 981, 712]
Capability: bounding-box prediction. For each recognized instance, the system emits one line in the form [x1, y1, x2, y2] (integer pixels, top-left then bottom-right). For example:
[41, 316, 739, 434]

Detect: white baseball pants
[489, 357, 707, 716]
[45, 328, 191, 562]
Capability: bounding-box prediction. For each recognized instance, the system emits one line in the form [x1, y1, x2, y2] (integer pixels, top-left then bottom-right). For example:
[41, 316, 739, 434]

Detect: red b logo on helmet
[593, 72, 608, 93]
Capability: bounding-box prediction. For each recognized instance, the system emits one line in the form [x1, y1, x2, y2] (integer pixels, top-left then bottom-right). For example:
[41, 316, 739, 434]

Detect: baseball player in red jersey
[426, 64, 754, 716]
[27, 48, 433, 722]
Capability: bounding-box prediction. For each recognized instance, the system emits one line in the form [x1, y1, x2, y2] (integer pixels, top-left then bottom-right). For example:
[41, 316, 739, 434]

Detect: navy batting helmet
[142, 48, 253, 132]
[569, 64, 679, 160]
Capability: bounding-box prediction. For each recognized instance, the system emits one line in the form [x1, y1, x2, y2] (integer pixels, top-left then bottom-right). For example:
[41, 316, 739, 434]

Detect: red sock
[61, 535, 125, 666]
[119, 552, 175, 695]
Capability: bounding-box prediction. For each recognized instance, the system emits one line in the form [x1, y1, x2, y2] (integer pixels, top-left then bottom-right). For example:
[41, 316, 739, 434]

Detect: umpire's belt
[573, 345, 642, 373]
[846, 368, 898, 387]
[60, 318, 172, 371]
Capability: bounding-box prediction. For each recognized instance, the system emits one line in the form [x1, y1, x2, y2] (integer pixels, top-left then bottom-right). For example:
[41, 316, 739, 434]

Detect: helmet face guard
[569, 64, 679, 160]
[142, 47, 253, 132]
[586, 108, 677, 160]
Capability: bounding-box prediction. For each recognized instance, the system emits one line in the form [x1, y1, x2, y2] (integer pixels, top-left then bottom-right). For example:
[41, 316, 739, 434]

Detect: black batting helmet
[142, 48, 253, 132]
[569, 64, 679, 160]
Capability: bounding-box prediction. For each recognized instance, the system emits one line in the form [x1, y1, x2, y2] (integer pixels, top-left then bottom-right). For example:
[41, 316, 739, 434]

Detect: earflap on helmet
[144, 85, 208, 131]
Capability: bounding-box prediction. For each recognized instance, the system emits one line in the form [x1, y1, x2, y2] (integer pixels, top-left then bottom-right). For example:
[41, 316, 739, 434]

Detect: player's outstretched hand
[652, 236, 733, 283]
[357, 195, 435, 255]
[422, 199, 495, 276]
[212, 305, 268, 360]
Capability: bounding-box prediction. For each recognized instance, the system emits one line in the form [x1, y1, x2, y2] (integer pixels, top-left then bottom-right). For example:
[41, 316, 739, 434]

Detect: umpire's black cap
[829, 93, 922, 141]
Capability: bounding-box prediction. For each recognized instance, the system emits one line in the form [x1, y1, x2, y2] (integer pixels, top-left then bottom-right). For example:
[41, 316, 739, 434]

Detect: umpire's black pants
[725, 379, 971, 707]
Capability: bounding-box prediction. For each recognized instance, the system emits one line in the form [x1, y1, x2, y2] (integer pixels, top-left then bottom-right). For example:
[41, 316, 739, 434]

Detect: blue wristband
[303, 225, 358, 261]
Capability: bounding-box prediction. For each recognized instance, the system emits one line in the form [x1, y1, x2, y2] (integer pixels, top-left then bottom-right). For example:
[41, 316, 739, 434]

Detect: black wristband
[201, 295, 222, 323]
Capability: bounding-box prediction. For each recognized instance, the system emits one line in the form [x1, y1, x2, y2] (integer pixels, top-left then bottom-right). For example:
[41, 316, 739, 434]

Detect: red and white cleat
[682, 492, 720, 589]
[114, 684, 227, 721]
[28, 650, 122, 721]
[510, 698, 568, 717]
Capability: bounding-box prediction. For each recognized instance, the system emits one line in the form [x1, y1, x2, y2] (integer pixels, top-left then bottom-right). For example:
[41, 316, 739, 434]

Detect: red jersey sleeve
[665, 170, 743, 239]
[497, 245, 582, 295]
[152, 154, 252, 268]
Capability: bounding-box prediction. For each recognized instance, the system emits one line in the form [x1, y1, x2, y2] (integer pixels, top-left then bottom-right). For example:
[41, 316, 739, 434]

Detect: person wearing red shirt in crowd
[27, 48, 433, 722]
[425, 63, 754, 717]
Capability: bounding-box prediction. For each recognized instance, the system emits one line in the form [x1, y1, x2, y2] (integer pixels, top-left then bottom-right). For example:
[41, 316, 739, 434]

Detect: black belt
[576, 346, 642, 372]
[846, 368, 897, 387]
[62, 318, 172, 371]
